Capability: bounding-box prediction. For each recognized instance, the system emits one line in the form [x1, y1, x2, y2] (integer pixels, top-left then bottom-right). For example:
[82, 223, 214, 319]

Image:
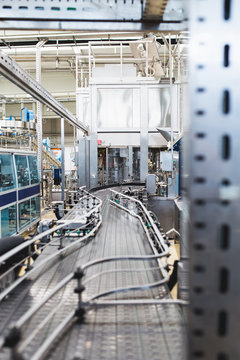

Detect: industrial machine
[0, 149, 41, 238]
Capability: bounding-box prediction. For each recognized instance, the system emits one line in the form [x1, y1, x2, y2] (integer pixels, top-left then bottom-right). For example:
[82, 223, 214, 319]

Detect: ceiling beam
[0, 49, 88, 133]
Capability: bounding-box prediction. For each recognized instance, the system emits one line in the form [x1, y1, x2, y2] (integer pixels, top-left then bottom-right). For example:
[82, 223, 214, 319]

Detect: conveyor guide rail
[0, 188, 102, 300]
[0, 189, 188, 360]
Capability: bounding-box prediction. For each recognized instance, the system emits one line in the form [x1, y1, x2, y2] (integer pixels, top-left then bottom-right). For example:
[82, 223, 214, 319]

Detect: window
[1, 204, 17, 237]
[0, 154, 16, 192]
[31, 196, 40, 220]
[15, 155, 30, 188]
[28, 156, 40, 185]
[19, 200, 31, 230]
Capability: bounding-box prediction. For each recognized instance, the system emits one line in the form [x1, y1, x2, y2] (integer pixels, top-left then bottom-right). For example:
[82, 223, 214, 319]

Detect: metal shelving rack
[187, 0, 240, 359]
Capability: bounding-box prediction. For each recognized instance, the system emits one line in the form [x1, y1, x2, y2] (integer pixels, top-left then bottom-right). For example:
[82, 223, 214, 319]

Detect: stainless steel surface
[0, 50, 88, 133]
[0, 189, 186, 360]
[187, 0, 240, 359]
[97, 88, 140, 130]
[148, 88, 171, 128]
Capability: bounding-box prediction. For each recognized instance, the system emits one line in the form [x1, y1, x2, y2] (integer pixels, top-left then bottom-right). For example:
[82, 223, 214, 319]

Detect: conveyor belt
[0, 189, 186, 360]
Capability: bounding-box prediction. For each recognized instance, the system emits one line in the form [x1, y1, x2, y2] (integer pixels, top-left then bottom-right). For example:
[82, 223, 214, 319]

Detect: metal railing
[0, 188, 102, 300]
[0, 189, 188, 360]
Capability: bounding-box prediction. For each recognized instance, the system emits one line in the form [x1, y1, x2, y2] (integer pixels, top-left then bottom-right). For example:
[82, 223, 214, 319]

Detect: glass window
[31, 196, 40, 220]
[1, 204, 17, 237]
[28, 156, 39, 185]
[19, 200, 31, 230]
[0, 154, 16, 192]
[15, 155, 30, 188]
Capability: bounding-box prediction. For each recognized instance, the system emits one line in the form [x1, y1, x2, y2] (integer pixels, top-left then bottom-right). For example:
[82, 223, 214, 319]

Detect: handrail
[0, 189, 186, 360]
[0, 216, 97, 284]
[0, 192, 102, 266]
[31, 310, 76, 360]
[0, 216, 102, 302]
[110, 189, 169, 256]
[16, 273, 74, 329]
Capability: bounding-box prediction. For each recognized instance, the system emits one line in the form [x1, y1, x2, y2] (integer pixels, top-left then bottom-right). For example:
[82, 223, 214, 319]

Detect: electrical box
[160, 152, 173, 172]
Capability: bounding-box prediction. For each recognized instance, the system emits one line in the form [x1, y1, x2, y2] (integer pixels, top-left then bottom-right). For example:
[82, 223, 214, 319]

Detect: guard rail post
[74, 267, 85, 323]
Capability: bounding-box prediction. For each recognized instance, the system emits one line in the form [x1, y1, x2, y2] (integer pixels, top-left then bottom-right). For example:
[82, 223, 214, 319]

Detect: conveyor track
[0, 189, 186, 360]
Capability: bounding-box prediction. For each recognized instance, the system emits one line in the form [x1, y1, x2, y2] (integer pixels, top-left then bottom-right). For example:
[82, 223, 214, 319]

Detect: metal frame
[0, 149, 41, 237]
[0, 0, 186, 30]
[0, 187, 187, 360]
[187, 1, 240, 359]
[0, 49, 88, 133]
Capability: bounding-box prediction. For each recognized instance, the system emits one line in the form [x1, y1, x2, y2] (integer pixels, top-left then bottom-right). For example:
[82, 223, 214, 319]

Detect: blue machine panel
[18, 184, 40, 201]
[0, 191, 17, 208]
[0, 150, 41, 237]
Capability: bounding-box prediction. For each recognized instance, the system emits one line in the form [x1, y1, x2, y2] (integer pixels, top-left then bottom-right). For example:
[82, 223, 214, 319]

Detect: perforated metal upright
[187, 1, 240, 359]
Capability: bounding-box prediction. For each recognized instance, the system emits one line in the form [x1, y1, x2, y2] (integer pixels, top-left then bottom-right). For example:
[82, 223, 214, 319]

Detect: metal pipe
[110, 189, 169, 256]
[16, 273, 74, 329]
[0, 215, 102, 302]
[31, 310, 76, 360]
[88, 275, 169, 301]
[145, 41, 149, 78]
[120, 42, 123, 80]
[0, 31, 144, 41]
[0, 191, 102, 267]
[88, 299, 188, 306]
[83, 266, 161, 285]
[18, 300, 65, 353]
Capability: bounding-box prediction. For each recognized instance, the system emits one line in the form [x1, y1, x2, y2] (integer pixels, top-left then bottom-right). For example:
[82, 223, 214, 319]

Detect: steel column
[61, 118, 65, 203]
[89, 84, 98, 189]
[128, 145, 133, 179]
[140, 85, 148, 182]
[77, 136, 87, 188]
[36, 44, 42, 182]
[187, 1, 240, 359]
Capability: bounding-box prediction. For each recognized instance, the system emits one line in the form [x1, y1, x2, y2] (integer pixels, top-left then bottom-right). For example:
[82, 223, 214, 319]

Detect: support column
[89, 84, 98, 189]
[140, 85, 148, 182]
[77, 134, 86, 188]
[36, 44, 42, 182]
[169, 33, 174, 162]
[61, 118, 65, 203]
[128, 145, 133, 179]
[187, 1, 240, 359]
[106, 147, 109, 185]
[89, 134, 98, 189]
